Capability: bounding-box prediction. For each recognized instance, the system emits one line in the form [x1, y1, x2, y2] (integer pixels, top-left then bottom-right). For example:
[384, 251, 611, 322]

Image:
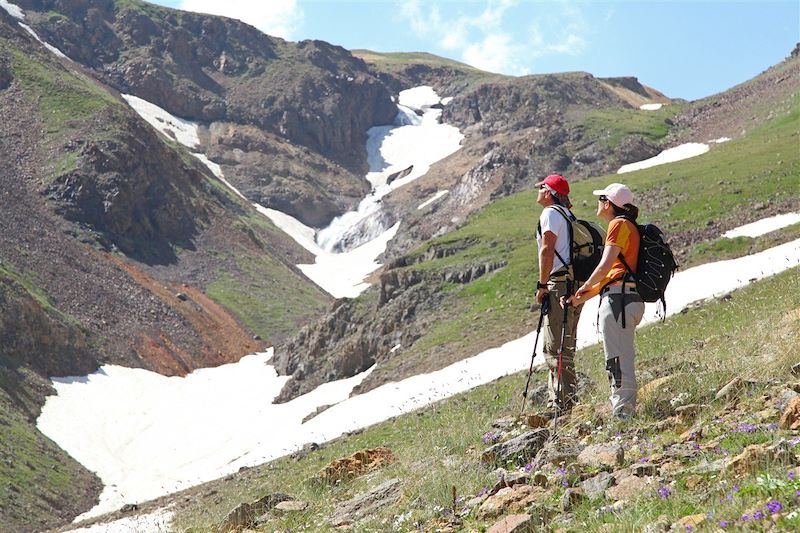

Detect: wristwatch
[536, 281, 548, 290]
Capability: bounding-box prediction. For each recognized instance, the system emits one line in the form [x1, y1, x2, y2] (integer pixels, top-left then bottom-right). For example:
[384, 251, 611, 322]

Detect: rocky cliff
[17, 0, 398, 227]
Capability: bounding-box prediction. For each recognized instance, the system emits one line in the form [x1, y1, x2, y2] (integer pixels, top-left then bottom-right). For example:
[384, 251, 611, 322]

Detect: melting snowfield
[40, 221, 800, 526]
[121, 87, 461, 299]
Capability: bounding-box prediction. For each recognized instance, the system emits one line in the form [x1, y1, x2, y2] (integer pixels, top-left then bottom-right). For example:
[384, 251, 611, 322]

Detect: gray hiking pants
[599, 285, 645, 418]
[543, 278, 583, 412]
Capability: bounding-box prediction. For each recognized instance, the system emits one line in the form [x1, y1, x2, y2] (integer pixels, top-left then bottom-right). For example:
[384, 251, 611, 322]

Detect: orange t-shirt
[583, 218, 639, 298]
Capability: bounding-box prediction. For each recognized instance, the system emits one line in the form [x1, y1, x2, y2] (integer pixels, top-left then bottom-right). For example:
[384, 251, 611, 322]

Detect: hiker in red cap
[534, 174, 584, 417]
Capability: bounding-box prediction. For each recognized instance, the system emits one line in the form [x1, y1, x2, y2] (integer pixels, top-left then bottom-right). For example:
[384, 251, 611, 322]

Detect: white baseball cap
[593, 183, 634, 206]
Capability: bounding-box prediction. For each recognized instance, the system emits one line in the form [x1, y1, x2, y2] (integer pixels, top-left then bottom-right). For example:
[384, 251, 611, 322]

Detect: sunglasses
[598, 195, 608, 202]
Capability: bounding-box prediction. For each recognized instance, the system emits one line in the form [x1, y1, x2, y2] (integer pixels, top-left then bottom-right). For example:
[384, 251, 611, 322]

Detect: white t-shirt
[536, 205, 573, 275]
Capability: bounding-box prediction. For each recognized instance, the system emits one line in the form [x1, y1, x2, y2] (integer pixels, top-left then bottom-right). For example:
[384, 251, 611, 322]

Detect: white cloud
[398, 0, 589, 76]
[179, 0, 302, 39]
[463, 33, 530, 75]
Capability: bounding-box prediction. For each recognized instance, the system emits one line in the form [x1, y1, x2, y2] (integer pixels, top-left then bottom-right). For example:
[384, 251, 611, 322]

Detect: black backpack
[617, 221, 679, 312]
[540, 205, 606, 284]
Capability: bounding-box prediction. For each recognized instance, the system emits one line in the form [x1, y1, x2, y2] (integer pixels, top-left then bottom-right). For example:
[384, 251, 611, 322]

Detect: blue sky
[151, 1, 798, 100]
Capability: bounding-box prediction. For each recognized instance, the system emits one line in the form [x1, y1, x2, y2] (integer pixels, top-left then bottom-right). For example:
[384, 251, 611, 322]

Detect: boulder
[274, 500, 308, 512]
[477, 485, 548, 520]
[675, 513, 707, 530]
[482, 429, 549, 465]
[217, 493, 292, 532]
[318, 447, 394, 483]
[581, 471, 615, 500]
[560, 488, 586, 511]
[779, 396, 800, 430]
[577, 444, 624, 469]
[490, 471, 530, 494]
[725, 442, 797, 475]
[486, 514, 532, 533]
[604, 476, 655, 502]
[328, 478, 401, 527]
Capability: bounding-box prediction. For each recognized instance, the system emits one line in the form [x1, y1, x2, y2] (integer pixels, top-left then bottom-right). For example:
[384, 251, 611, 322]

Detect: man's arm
[537, 230, 557, 303]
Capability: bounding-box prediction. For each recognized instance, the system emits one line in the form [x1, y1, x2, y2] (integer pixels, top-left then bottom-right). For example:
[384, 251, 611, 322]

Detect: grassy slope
[389, 93, 799, 372]
[174, 265, 800, 532]
[169, 67, 800, 533]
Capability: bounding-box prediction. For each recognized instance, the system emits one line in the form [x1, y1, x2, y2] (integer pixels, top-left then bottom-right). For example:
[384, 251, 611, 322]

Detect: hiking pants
[599, 285, 645, 418]
[543, 278, 583, 412]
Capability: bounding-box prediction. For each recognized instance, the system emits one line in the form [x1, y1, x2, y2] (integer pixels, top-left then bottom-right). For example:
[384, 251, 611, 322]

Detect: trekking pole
[520, 297, 550, 416]
[553, 280, 573, 435]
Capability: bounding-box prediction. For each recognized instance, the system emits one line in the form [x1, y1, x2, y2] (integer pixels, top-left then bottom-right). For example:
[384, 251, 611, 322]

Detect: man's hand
[536, 287, 549, 304]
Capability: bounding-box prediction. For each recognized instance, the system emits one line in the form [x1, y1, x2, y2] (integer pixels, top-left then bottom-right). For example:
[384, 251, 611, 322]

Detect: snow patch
[618, 142, 709, 173]
[399, 86, 442, 109]
[38, 353, 374, 520]
[121, 94, 200, 149]
[639, 103, 663, 110]
[18, 23, 69, 59]
[316, 86, 462, 255]
[418, 190, 449, 210]
[709, 137, 731, 144]
[298, 223, 400, 299]
[0, 0, 24, 20]
[722, 212, 800, 239]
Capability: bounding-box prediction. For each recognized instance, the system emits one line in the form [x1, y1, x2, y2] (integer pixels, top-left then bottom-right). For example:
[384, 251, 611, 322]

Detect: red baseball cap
[534, 174, 570, 196]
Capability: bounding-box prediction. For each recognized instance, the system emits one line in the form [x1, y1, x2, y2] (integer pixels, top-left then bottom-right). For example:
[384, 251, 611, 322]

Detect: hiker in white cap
[566, 183, 644, 419]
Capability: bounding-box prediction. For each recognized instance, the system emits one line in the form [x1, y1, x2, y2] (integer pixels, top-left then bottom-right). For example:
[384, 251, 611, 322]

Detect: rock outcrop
[18, 0, 397, 227]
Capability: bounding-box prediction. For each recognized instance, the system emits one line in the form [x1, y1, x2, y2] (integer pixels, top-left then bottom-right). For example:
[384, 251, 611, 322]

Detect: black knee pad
[606, 357, 622, 389]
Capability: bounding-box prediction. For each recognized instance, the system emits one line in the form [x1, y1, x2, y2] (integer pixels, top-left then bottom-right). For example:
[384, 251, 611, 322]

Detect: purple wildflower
[790, 436, 800, 446]
[767, 500, 782, 514]
[796, 489, 800, 497]
[719, 520, 729, 528]
[640, 457, 650, 463]
[523, 463, 533, 473]
[741, 514, 750, 522]
[556, 466, 567, 475]
[789, 470, 796, 481]
[693, 443, 701, 450]
[767, 422, 778, 430]
[732, 484, 740, 493]
[658, 486, 671, 499]
[561, 479, 569, 487]
[753, 510, 764, 520]
[685, 525, 694, 532]
[481, 431, 497, 444]
[477, 486, 489, 497]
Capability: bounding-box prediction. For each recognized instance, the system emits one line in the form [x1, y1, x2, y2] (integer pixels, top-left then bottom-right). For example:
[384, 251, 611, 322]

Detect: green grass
[4, 43, 118, 135]
[580, 104, 689, 149]
[173, 266, 800, 532]
[206, 251, 328, 343]
[0, 362, 99, 531]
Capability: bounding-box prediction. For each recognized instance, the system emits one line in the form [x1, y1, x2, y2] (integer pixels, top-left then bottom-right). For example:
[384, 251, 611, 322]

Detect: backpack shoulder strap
[546, 205, 574, 270]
